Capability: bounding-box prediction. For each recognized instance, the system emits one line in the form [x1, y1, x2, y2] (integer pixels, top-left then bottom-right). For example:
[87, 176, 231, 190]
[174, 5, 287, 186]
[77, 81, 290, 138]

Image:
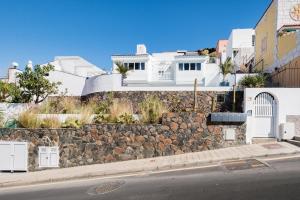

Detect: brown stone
[158, 142, 165, 151]
[158, 135, 165, 142]
[215, 127, 222, 134]
[170, 122, 179, 132]
[170, 134, 177, 140]
[113, 147, 125, 155]
[161, 125, 170, 131]
[180, 123, 188, 129]
[135, 135, 146, 144]
[208, 126, 215, 133]
[175, 150, 184, 155]
[105, 154, 115, 162]
[167, 113, 176, 118]
[163, 139, 172, 145]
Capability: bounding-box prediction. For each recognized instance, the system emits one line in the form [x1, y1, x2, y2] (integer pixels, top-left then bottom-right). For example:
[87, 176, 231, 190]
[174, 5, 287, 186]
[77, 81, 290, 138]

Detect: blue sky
[0, 0, 270, 74]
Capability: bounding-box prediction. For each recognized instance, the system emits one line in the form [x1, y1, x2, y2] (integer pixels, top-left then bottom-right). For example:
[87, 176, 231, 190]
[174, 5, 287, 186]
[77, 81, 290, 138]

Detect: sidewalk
[1, 142, 299, 188]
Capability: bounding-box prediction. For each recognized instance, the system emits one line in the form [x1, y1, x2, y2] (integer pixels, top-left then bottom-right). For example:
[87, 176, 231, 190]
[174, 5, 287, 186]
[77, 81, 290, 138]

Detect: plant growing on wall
[115, 62, 129, 86]
[17, 64, 61, 104]
[0, 81, 13, 102]
[219, 57, 233, 84]
[239, 74, 266, 88]
[139, 96, 167, 124]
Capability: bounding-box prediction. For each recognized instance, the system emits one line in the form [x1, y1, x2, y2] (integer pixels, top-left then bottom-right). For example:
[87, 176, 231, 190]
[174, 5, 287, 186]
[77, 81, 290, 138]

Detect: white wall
[0, 103, 31, 122]
[244, 88, 300, 143]
[226, 29, 255, 60]
[82, 73, 122, 95]
[48, 70, 87, 96]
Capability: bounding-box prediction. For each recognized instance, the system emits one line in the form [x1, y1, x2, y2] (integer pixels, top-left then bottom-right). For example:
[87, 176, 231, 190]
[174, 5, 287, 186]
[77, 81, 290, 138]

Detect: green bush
[239, 74, 266, 88]
[116, 113, 135, 124]
[61, 117, 82, 129]
[139, 96, 167, 124]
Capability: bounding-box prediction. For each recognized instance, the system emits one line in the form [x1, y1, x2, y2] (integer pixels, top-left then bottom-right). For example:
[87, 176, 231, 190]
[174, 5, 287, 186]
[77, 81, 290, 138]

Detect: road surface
[1, 156, 300, 200]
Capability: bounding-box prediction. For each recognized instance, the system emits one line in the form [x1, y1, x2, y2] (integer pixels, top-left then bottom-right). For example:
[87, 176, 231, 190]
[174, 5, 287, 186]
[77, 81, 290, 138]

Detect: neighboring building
[111, 44, 232, 87]
[0, 62, 22, 84]
[45, 56, 106, 96]
[216, 40, 228, 64]
[254, 0, 300, 87]
[48, 56, 106, 77]
[226, 29, 255, 72]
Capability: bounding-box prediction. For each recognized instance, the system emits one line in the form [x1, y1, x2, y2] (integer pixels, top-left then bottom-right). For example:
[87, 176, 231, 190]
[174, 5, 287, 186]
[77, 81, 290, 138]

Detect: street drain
[222, 159, 268, 171]
[87, 180, 125, 195]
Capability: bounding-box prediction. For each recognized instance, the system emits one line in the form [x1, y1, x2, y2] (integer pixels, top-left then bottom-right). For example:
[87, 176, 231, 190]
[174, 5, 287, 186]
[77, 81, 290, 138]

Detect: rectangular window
[124, 63, 128, 69]
[179, 63, 183, 71]
[190, 63, 196, 70]
[184, 63, 189, 71]
[217, 94, 225, 103]
[141, 63, 145, 70]
[135, 63, 140, 70]
[252, 35, 255, 47]
[197, 63, 201, 71]
[128, 63, 134, 70]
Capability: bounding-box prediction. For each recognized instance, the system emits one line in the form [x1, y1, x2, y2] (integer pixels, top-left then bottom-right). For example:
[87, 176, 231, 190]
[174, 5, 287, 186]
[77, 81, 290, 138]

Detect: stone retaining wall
[82, 91, 244, 113]
[0, 113, 246, 171]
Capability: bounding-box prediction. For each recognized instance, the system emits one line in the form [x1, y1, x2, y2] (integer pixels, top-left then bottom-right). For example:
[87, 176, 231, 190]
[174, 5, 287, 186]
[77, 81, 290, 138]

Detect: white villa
[1, 45, 253, 96]
[111, 44, 239, 87]
[224, 29, 255, 71]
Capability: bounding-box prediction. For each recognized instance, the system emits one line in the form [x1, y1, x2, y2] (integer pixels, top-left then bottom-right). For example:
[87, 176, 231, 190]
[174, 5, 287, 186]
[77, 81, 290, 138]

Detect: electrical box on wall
[280, 123, 295, 140]
[0, 141, 28, 172]
[38, 146, 59, 168]
[224, 128, 236, 141]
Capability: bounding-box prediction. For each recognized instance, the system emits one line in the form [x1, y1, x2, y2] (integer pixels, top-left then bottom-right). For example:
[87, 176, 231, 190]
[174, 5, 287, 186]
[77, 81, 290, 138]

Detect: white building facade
[226, 29, 255, 71]
[111, 44, 232, 87]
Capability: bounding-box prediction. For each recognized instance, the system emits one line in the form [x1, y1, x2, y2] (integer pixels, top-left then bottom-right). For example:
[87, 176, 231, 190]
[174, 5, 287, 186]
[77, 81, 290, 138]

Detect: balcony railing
[157, 72, 173, 81]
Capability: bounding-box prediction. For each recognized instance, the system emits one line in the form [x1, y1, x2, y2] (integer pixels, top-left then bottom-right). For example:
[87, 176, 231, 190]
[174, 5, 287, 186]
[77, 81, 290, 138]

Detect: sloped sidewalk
[1, 142, 299, 188]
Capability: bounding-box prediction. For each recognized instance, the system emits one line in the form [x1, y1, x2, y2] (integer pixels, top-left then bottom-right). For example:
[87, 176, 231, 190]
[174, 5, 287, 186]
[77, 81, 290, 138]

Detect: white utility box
[224, 128, 236, 141]
[0, 141, 28, 172]
[280, 123, 295, 140]
[38, 146, 59, 168]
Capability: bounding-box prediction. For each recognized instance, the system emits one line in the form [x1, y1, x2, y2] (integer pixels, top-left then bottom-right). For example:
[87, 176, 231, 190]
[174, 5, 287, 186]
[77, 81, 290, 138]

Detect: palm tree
[219, 57, 233, 84]
[115, 62, 129, 86]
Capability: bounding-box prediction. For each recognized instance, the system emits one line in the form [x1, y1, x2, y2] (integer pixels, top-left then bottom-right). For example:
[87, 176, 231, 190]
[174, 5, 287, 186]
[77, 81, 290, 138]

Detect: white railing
[157, 72, 174, 81]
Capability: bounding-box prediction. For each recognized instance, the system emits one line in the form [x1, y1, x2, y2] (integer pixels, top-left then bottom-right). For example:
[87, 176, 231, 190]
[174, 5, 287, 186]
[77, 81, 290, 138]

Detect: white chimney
[10, 62, 19, 69]
[136, 44, 147, 55]
[27, 60, 33, 70]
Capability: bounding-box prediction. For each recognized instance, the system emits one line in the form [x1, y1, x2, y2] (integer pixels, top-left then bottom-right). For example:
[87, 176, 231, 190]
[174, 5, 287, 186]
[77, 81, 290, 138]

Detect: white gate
[253, 92, 277, 138]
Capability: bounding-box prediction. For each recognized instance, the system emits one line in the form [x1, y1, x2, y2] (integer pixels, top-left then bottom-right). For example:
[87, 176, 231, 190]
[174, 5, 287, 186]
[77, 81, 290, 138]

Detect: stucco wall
[48, 70, 87, 96]
[244, 88, 300, 143]
[255, 1, 277, 71]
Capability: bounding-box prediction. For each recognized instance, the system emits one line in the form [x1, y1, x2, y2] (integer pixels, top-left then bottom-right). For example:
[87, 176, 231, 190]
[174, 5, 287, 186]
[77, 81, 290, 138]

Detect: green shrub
[61, 117, 82, 129]
[239, 74, 266, 88]
[41, 117, 61, 128]
[116, 113, 135, 124]
[139, 96, 167, 124]
[18, 110, 41, 128]
[94, 112, 111, 123]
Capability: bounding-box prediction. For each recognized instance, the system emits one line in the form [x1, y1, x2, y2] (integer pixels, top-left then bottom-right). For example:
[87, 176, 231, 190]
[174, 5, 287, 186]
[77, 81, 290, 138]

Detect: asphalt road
[1, 157, 300, 200]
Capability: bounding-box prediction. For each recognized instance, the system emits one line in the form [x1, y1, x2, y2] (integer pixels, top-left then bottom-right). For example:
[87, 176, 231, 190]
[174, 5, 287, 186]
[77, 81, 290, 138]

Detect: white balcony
[157, 72, 174, 81]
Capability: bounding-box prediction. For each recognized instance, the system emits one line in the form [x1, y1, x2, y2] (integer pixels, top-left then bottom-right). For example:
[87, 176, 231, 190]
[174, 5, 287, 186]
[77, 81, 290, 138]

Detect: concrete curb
[1, 151, 300, 188]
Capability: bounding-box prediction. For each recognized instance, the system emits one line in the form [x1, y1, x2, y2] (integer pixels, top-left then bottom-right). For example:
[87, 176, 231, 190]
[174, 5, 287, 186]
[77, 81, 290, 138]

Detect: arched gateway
[253, 92, 277, 138]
